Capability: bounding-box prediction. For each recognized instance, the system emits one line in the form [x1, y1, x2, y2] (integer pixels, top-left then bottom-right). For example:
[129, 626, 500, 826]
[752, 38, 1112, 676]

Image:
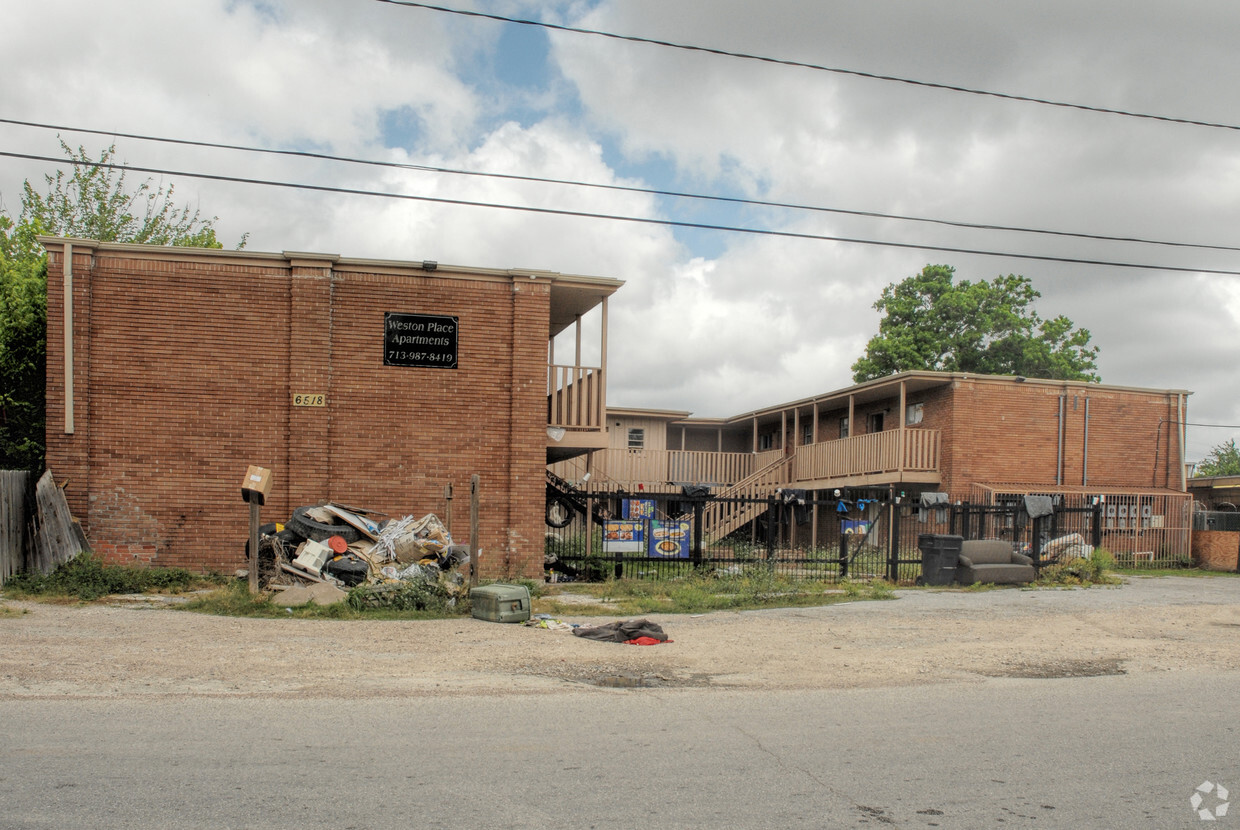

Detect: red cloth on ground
[624, 636, 672, 646]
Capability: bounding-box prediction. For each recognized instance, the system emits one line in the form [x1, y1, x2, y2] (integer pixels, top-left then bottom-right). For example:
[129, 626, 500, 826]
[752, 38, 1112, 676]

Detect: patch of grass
[1114, 567, 1240, 578]
[2, 554, 224, 601]
[957, 581, 1005, 592]
[538, 573, 896, 616]
[0, 603, 29, 617]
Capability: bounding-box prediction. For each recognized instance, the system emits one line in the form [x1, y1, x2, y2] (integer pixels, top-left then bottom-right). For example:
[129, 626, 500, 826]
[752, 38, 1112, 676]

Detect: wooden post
[811, 497, 818, 552]
[248, 501, 261, 594]
[444, 483, 454, 534]
[469, 474, 480, 587]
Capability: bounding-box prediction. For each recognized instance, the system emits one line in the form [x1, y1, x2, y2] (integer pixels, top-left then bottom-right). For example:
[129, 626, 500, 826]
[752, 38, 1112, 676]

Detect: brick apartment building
[43, 238, 620, 578]
[554, 372, 1193, 561]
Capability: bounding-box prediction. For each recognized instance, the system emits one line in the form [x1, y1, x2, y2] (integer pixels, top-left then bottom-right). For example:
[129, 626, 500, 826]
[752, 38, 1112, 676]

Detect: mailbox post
[241, 466, 273, 594]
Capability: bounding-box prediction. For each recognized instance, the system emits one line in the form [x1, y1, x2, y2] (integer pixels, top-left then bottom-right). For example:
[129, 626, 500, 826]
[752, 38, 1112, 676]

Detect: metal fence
[544, 490, 1117, 585]
[1194, 510, 1240, 532]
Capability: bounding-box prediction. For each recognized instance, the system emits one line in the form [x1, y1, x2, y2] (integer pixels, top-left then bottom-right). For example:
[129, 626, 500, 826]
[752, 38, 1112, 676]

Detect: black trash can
[918, 534, 963, 585]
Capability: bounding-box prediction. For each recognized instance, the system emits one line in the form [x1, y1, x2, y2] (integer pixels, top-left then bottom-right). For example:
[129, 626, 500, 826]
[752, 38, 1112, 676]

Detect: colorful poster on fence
[842, 520, 871, 535]
[624, 499, 656, 520]
[603, 520, 645, 553]
[648, 519, 691, 558]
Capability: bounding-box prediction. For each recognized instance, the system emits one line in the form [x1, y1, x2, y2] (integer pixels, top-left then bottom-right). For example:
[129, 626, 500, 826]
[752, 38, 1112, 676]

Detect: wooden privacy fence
[1, 470, 31, 585]
[0, 469, 87, 584]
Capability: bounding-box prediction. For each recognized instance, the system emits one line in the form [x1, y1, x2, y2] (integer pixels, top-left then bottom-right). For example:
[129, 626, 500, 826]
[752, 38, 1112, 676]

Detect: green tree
[851, 264, 1100, 383]
[1196, 439, 1240, 477]
[0, 214, 48, 470]
[0, 142, 245, 470]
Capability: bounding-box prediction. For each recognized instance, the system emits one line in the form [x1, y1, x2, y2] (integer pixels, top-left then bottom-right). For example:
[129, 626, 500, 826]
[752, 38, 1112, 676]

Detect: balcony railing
[549, 432, 939, 490]
[548, 364, 605, 431]
[603, 449, 776, 486]
[795, 429, 940, 481]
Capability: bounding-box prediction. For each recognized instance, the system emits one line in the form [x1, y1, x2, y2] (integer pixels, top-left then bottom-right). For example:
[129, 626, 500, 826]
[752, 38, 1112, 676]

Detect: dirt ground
[2, 576, 1239, 699]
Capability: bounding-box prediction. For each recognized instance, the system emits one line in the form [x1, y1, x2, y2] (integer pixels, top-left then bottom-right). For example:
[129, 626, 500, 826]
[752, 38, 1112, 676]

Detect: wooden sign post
[241, 466, 273, 594]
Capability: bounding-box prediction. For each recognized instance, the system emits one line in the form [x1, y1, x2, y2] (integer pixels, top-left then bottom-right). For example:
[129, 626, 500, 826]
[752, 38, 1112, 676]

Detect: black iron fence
[544, 490, 1109, 585]
[1195, 510, 1240, 532]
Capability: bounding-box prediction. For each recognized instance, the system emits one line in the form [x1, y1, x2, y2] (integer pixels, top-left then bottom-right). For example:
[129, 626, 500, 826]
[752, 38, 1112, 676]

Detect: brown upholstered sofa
[956, 540, 1037, 585]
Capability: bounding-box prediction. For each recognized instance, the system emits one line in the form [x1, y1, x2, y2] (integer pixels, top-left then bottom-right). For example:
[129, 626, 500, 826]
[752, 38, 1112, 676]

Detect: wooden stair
[702, 454, 794, 541]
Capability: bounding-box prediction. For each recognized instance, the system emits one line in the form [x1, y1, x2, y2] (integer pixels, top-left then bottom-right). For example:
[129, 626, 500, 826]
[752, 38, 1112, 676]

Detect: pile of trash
[250, 503, 470, 606]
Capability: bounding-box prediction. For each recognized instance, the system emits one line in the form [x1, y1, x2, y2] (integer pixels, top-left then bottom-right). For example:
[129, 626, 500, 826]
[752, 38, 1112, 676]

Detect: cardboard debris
[258, 505, 468, 601]
[323, 504, 380, 540]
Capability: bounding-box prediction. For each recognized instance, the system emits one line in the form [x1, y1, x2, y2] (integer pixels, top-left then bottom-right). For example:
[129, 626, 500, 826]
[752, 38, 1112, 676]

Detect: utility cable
[372, 0, 1240, 134]
[3, 116, 1237, 255]
[4, 149, 1239, 276]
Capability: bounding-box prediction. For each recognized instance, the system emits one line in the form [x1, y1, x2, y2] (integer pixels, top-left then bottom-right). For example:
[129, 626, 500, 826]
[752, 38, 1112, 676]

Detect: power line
[4, 149, 1239, 276]
[373, 0, 1240, 134]
[4, 116, 1238, 256]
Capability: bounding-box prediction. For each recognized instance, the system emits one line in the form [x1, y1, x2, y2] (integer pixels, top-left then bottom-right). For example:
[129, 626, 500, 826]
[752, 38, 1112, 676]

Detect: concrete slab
[271, 583, 349, 606]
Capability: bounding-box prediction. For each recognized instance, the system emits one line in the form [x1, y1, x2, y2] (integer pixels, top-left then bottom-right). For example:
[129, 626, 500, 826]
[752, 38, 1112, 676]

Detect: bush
[347, 579, 463, 613]
[1037, 548, 1118, 586]
[4, 553, 212, 600]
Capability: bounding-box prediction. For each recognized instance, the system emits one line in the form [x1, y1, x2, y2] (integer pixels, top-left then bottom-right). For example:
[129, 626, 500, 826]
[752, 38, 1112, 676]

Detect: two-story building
[553, 372, 1193, 561]
[42, 238, 620, 578]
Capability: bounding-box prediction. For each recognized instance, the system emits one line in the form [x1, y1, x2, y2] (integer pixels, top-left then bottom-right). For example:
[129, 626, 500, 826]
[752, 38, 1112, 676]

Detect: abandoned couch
[955, 539, 1037, 585]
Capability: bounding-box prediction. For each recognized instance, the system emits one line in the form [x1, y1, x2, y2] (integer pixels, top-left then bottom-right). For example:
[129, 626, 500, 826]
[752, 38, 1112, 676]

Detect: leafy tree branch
[851, 264, 1100, 383]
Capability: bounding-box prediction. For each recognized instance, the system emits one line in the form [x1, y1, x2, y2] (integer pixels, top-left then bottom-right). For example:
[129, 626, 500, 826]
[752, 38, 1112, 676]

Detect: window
[758, 433, 774, 451]
[839, 417, 849, 439]
[906, 403, 924, 425]
[627, 428, 645, 450]
[802, 421, 813, 446]
[867, 412, 884, 433]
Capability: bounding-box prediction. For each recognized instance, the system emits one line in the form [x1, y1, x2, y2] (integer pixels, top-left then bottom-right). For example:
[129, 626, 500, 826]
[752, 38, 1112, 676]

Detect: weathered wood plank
[0, 470, 31, 585]
[32, 470, 86, 575]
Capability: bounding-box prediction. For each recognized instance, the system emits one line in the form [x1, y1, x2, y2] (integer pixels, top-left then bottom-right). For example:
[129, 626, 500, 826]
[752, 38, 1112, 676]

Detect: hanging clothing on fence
[919, 491, 949, 523]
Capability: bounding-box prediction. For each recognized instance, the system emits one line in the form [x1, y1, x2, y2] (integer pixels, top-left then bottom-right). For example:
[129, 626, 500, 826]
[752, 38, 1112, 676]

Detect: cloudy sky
[2, 0, 1239, 461]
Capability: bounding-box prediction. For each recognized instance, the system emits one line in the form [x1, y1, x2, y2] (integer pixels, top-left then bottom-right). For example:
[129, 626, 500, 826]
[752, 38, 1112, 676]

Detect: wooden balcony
[547, 364, 607, 461]
[549, 431, 940, 491]
[794, 429, 941, 488]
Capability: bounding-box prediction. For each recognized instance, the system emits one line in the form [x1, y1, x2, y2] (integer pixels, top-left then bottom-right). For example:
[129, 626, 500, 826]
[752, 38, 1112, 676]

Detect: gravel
[2, 576, 1238, 699]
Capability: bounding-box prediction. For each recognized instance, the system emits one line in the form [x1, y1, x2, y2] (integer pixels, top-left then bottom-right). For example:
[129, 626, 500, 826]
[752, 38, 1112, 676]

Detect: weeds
[1035, 548, 1121, 587]
[179, 580, 466, 620]
[347, 580, 461, 614]
[3, 554, 223, 601]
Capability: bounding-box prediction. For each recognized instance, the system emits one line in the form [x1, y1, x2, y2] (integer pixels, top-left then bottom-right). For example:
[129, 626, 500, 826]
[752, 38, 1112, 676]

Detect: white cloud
[3, 0, 1240, 461]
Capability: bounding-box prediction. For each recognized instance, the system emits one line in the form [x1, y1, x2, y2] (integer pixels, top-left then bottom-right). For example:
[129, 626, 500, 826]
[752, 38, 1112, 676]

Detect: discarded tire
[545, 496, 574, 528]
[323, 553, 370, 586]
[286, 506, 364, 545]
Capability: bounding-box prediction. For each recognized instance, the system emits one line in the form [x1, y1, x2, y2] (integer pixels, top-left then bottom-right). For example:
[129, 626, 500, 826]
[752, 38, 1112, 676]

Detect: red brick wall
[934, 378, 1184, 498]
[44, 242, 550, 578]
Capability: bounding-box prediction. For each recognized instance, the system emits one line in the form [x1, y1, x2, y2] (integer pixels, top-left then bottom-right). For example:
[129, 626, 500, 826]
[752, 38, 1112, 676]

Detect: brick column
[284, 254, 338, 508]
[505, 275, 551, 578]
